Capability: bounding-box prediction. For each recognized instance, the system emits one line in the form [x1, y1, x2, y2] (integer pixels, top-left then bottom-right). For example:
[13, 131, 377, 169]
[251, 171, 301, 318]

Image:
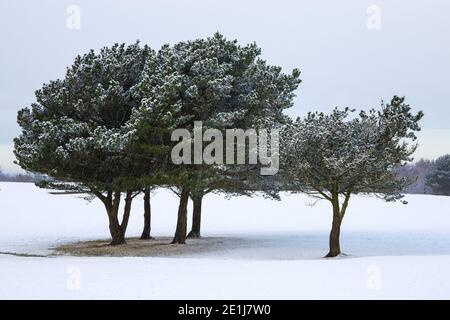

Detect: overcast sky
[1, 0, 449, 172]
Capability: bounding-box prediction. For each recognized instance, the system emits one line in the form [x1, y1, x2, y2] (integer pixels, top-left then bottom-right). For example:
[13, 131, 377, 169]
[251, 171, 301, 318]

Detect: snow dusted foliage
[280, 96, 423, 257]
[14, 42, 153, 187]
[136, 32, 301, 132]
[132, 32, 301, 193]
[13, 42, 154, 245]
[281, 96, 423, 202]
[13, 34, 301, 245]
[124, 33, 301, 243]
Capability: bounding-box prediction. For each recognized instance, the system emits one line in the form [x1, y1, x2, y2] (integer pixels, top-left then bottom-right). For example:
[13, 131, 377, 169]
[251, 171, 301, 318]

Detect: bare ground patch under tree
[53, 237, 249, 257]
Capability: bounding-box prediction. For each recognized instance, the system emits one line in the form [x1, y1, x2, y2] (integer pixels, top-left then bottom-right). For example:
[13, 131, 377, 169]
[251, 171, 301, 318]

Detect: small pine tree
[281, 96, 423, 257]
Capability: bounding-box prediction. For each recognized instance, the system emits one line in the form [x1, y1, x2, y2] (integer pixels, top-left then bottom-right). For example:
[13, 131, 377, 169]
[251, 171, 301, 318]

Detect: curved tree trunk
[107, 191, 126, 246]
[95, 189, 135, 246]
[325, 191, 351, 257]
[187, 193, 203, 238]
[140, 188, 153, 240]
[171, 187, 190, 244]
[120, 190, 133, 238]
[326, 199, 342, 257]
[109, 217, 125, 246]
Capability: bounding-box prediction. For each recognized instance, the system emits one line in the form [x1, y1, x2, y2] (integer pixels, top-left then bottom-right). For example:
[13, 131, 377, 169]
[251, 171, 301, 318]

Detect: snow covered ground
[1, 181, 450, 299]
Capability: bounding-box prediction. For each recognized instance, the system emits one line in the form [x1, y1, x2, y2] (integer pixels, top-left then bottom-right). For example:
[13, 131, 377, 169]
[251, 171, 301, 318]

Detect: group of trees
[14, 33, 424, 257]
[14, 34, 301, 246]
[395, 159, 433, 194]
[394, 155, 450, 196]
[426, 155, 450, 196]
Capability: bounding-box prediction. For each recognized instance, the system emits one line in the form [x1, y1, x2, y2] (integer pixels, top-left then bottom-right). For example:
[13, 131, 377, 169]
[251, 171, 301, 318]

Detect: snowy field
[1, 181, 450, 299]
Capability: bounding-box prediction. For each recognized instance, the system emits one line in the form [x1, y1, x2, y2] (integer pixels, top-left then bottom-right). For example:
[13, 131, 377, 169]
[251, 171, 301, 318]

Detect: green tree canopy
[133, 32, 301, 242]
[14, 42, 154, 245]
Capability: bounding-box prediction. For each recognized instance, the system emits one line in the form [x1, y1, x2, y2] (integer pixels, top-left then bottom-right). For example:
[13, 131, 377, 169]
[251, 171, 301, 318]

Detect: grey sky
[1, 0, 449, 172]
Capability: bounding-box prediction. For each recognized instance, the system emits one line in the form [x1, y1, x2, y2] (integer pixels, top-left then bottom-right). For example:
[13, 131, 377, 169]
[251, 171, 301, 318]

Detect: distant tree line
[395, 155, 450, 196]
[0, 167, 41, 183]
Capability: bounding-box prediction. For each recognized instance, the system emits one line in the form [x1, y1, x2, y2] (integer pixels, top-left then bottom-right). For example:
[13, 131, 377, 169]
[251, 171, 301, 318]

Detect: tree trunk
[171, 187, 190, 244]
[325, 193, 343, 257]
[140, 188, 153, 240]
[120, 190, 133, 239]
[108, 191, 126, 246]
[187, 193, 203, 238]
[325, 190, 352, 257]
[108, 209, 124, 246]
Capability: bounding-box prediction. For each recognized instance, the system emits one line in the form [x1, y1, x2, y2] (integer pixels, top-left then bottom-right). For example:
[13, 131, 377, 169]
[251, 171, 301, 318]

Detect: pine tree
[280, 96, 423, 257]
[135, 32, 301, 243]
[14, 42, 154, 245]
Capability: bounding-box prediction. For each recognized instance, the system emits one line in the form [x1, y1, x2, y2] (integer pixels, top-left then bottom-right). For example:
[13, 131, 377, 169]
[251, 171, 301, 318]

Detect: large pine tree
[134, 32, 301, 243]
[14, 42, 154, 245]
